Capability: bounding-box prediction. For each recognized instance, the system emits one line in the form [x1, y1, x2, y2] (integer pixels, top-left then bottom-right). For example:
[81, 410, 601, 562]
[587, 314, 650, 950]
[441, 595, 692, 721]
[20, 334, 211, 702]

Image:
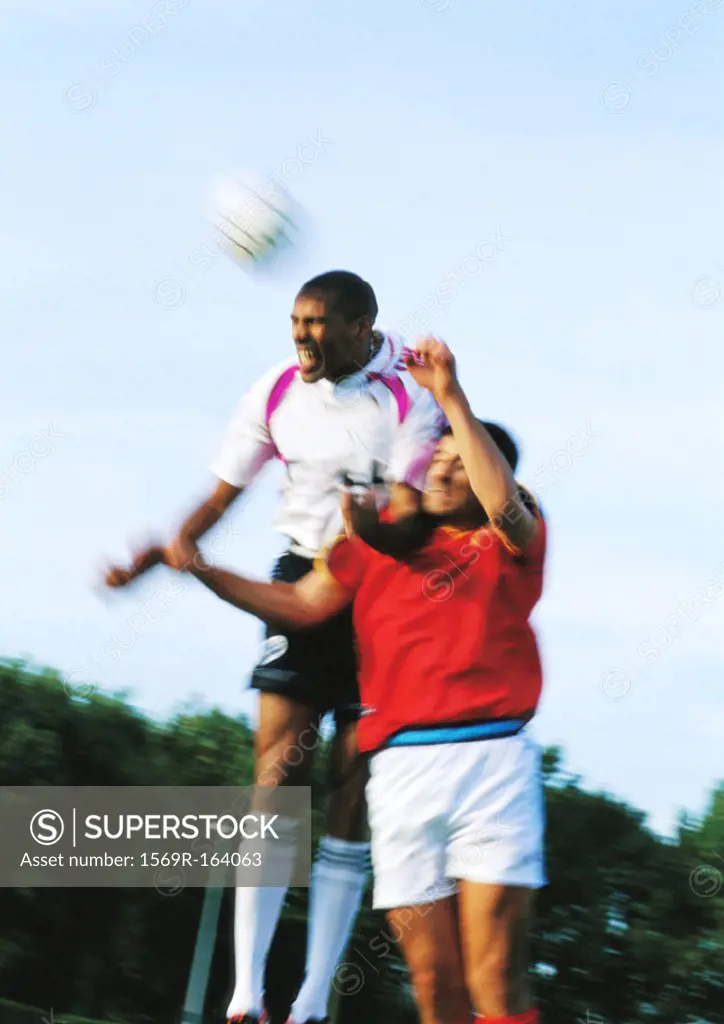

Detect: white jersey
[210, 334, 444, 558]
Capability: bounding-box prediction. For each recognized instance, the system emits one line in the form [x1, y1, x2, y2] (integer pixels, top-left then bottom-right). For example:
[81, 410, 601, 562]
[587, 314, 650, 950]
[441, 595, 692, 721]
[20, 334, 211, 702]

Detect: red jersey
[322, 511, 546, 753]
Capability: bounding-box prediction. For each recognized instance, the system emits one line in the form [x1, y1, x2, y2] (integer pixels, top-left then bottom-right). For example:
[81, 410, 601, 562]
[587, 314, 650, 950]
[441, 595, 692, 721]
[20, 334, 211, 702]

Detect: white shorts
[366, 731, 546, 910]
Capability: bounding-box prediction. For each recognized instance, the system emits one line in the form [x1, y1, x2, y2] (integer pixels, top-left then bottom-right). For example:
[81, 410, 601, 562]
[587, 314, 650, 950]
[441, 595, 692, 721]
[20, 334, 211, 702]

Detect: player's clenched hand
[104, 542, 165, 589]
[405, 336, 460, 405]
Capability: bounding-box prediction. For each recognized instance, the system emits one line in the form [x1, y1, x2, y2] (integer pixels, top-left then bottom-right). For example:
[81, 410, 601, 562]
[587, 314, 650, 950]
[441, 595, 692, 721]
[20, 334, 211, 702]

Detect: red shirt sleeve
[320, 535, 368, 595]
[488, 489, 546, 566]
[514, 513, 546, 568]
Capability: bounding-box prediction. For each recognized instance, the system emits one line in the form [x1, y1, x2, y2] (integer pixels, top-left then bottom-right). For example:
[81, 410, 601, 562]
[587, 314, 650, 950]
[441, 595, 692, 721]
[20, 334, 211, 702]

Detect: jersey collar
[332, 333, 399, 395]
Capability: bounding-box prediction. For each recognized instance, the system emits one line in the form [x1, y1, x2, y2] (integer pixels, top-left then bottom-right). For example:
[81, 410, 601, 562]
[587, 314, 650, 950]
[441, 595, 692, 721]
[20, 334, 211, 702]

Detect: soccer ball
[206, 171, 300, 272]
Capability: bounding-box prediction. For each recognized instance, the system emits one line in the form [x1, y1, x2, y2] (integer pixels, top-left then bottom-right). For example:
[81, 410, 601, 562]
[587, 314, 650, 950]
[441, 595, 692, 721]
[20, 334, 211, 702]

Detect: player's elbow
[475, 476, 520, 528]
[290, 601, 335, 630]
[282, 587, 335, 630]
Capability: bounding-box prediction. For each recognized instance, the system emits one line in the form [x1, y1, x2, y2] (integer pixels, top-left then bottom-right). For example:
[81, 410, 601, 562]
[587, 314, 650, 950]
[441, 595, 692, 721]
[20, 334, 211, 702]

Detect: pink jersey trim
[367, 372, 412, 424]
[264, 364, 299, 464]
[263, 359, 411, 464]
[265, 364, 299, 427]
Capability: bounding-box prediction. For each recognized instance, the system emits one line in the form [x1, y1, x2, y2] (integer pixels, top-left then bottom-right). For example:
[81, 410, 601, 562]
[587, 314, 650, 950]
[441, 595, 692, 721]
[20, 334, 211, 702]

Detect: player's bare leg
[324, 718, 368, 840]
[387, 896, 470, 1024]
[254, 692, 321, 787]
[458, 881, 535, 1020]
[289, 719, 370, 1023]
[227, 693, 320, 1022]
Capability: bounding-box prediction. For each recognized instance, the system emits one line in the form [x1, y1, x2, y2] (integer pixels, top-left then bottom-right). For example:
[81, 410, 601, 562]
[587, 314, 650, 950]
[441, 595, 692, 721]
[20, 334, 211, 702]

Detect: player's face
[422, 435, 480, 521]
[291, 295, 370, 383]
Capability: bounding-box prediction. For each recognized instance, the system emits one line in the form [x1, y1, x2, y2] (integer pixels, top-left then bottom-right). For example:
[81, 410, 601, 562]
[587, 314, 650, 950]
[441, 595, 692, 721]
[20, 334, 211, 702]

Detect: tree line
[0, 659, 722, 1024]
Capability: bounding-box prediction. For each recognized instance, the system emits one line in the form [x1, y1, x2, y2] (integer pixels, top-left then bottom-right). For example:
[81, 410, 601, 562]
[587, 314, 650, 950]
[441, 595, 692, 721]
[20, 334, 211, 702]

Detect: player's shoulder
[241, 356, 299, 398]
[373, 332, 410, 376]
[375, 333, 438, 405]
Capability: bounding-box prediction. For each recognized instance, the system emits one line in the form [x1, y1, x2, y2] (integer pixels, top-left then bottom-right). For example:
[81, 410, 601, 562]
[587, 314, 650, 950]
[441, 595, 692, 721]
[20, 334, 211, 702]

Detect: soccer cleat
[228, 1013, 269, 1024]
[285, 1018, 330, 1024]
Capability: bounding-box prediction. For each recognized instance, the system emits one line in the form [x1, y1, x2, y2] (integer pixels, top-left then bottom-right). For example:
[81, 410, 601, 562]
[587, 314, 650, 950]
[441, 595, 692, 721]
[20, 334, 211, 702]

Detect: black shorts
[249, 551, 360, 724]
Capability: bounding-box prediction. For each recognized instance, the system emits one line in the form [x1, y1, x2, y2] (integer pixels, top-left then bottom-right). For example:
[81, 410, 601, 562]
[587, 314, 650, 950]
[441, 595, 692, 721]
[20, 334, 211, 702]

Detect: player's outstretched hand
[104, 542, 165, 589]
[405, 336, 460, 405]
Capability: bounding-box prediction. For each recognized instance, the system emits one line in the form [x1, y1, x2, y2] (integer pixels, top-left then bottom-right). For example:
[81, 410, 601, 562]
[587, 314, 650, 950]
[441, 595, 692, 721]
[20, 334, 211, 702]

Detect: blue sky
[1, 0, 722, 836]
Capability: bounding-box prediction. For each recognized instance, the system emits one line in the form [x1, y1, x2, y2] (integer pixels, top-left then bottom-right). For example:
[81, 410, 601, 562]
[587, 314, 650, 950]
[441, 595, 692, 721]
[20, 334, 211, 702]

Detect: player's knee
[255, 758, 309, 787]
[255, 735, 313, 786]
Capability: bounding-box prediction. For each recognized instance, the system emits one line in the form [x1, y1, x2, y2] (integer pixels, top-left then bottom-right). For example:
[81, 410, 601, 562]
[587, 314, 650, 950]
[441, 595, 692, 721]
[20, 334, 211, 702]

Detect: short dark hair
[297, 270, 378, 323]
[442, 419, 519, 472]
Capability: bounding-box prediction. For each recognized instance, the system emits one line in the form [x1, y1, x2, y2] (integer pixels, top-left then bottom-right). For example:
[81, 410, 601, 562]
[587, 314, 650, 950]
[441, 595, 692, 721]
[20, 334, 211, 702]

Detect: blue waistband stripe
[385, 718, 526, 748]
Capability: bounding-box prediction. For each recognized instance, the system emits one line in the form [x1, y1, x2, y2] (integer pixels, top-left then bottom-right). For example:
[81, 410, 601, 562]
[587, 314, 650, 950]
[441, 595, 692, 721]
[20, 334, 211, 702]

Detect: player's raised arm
[406, 337, 538, 552]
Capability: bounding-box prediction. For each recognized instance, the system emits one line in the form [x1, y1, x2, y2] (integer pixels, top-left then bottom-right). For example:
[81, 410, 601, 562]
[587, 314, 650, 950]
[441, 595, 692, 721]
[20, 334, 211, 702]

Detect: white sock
[226, 818, 298, 1019]
[290, 836, 370, 1022]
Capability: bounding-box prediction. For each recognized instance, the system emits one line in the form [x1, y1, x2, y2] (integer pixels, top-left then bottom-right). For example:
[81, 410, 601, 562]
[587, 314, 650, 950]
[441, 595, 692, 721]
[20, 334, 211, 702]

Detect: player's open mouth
[297, 346, 323, 374]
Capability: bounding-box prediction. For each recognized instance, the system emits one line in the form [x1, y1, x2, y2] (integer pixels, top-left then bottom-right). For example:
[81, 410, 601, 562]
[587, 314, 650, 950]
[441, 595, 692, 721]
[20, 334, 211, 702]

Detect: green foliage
[0, 659, 722, 1024]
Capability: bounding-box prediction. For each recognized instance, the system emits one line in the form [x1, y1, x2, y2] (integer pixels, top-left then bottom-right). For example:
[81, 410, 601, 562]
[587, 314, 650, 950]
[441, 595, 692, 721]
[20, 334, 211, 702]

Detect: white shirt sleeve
[209, 362, 290, 488]
[387, 380, 446, 490]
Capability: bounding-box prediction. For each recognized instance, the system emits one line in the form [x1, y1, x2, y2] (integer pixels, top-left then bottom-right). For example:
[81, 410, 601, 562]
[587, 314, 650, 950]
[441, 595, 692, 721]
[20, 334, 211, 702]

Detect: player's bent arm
[186, 558, 351, 628]
[174, 479, 243, 544]
[441, 387, 538, 551]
